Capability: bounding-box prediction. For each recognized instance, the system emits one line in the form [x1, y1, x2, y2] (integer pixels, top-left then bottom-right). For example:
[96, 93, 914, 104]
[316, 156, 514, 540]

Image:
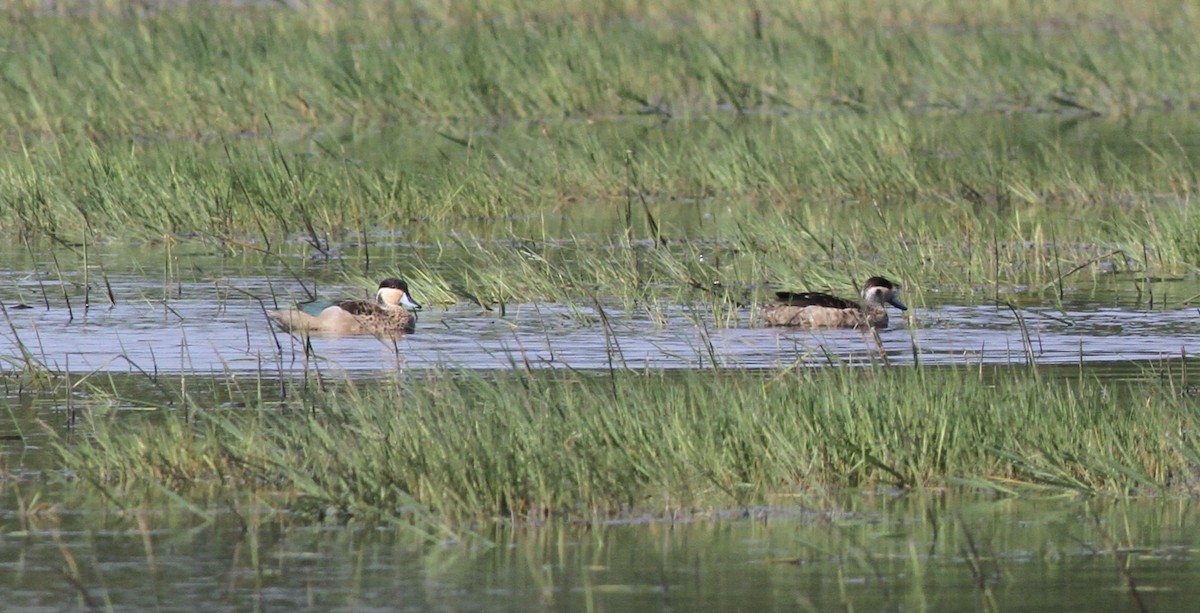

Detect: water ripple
[2, 297, 1198, 373]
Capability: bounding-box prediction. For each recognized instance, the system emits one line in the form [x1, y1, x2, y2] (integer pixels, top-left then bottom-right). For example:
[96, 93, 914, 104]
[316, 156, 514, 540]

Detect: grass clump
[55, 364, 1200, 527]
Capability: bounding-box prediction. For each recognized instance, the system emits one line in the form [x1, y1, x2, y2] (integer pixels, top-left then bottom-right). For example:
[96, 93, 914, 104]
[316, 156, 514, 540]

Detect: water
[5, 490, 1199, 611]
[4, 279, 1200, 374]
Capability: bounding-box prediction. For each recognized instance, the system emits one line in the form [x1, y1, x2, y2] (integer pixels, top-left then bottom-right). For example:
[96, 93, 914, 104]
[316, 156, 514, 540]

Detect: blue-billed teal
[269, 278, 422, 335]
[762, 276, 907, 329]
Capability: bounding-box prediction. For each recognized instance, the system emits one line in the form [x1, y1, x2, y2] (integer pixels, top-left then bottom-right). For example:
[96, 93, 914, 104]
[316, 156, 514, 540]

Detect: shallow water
[4, 489, 1199, 611]
[4, 280, 1200, 374]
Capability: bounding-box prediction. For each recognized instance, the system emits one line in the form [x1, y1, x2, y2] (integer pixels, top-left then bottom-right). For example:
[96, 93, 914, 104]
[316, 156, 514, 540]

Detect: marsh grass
[1, 1, 1200, 282]
[5, 0, 1200, 141]
[4, 109, 1199, 318]
[273, 107, 1200, 314]
[53, 362, 1200, 527]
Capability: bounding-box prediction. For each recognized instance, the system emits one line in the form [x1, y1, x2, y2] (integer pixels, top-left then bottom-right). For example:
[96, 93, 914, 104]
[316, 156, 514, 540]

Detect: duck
[762, 276, 908, 329]
[268, 278, 422, 335]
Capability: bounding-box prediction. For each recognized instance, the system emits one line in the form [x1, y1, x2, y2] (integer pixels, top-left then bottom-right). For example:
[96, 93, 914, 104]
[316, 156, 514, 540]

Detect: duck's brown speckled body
[269, 278, 422, 335]
[762, 276, 907, 329]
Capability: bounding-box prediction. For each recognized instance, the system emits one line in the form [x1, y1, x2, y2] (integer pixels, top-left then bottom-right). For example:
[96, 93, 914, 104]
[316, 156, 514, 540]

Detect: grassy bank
[54, 363, 1200, 526]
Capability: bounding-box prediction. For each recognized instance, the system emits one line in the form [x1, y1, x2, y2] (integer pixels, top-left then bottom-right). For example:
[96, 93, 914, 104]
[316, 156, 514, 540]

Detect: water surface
[4, 282, 1199, 374]
[3, 490, 1197, 611]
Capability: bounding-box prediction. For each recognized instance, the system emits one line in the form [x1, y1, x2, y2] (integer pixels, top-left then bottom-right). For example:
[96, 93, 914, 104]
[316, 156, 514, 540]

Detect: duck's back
[331, 299, 386, 317]
[772, 291, 859, 310]
[269, 299, 415, 334]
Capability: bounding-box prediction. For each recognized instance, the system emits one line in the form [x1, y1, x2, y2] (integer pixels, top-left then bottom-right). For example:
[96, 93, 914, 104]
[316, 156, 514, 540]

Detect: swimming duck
[268, 278, 422, 335]
[762, 276, 907, 329]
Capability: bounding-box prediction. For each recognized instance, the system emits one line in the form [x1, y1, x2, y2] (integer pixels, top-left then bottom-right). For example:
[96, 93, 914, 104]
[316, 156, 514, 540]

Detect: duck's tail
[267, 309, 319, 332]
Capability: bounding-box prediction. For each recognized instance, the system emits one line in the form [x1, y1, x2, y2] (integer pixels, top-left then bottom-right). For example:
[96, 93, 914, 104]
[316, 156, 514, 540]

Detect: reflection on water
[4, 489, 1199, 611]
[2, 286, 1200, 374]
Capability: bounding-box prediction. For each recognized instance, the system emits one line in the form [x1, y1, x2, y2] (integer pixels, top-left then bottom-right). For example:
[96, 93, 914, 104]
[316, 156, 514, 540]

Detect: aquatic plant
[0, 0, 1196, 276]
[54, 362, 1200, 527]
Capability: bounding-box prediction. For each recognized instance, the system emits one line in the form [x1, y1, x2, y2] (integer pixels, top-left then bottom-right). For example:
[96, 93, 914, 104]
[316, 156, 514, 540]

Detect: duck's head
[861, 276, 907, 311]
[376, 278, 422, 310]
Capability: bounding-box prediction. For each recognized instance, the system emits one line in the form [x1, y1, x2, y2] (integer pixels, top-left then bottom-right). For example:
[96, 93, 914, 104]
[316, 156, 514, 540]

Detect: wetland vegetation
[5, 0, 1200, 609]
[52, 364, 1200, 525]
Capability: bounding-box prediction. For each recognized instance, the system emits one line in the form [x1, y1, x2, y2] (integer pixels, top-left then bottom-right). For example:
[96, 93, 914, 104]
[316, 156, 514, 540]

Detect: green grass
[1, 1, 1199, 300]
[4, 0, 1199, 141]
[53, 363, 1200, 527]
[6, 112, 1200, 316]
